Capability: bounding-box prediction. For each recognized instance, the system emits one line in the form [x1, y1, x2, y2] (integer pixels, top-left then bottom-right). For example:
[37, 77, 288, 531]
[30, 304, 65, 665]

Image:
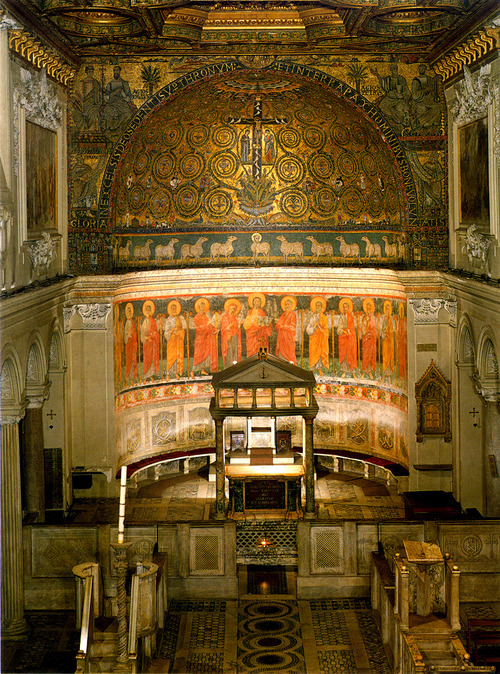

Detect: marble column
[21, 405, 45, 522]
[484, 400, 500, 517]
[214, 418, 226, 520]
[304, 417, 315, 519]
[1, 419, 29, 638]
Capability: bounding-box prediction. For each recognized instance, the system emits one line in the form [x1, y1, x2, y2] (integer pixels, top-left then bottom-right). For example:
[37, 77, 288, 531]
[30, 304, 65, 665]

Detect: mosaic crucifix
[228, 96, 288, 179]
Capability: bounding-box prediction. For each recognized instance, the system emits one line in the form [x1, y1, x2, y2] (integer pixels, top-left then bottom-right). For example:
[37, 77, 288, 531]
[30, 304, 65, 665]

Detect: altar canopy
[210, 349, 318, 518]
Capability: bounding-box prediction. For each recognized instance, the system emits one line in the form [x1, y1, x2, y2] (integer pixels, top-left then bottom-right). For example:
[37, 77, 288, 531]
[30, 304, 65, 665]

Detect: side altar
[209, 349, 318, 519]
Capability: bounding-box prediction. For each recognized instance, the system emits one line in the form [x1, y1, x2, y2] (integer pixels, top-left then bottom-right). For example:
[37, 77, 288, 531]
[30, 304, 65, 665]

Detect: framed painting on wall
[458, 116, 489, 231]
[26, 120, 57, 233]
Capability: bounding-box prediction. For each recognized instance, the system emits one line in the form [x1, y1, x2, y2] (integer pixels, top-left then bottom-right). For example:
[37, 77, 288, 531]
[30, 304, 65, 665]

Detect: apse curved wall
[103, 63, 414, 273]
[114, 268, 408, 474]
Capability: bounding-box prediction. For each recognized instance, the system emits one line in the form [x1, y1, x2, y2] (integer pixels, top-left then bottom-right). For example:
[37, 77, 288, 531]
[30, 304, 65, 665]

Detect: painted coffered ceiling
[3, 0, 499, 59]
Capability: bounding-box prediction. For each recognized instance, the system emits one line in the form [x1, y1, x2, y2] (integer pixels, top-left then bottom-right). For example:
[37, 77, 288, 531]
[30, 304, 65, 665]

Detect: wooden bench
[467, 618, 500, 662]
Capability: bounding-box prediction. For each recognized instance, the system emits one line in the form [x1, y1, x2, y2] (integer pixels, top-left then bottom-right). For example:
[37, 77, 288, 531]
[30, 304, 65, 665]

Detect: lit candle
[118, 465, 127, 544]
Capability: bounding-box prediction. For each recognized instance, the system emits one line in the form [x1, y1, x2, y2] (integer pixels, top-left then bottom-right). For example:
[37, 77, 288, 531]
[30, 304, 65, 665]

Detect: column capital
[25, 378, 51, 409]
[1, 401, 27, 425]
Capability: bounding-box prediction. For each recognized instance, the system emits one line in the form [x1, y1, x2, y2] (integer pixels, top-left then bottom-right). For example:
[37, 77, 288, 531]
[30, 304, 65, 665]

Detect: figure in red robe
[276, 296, 297, 364]
[337, 298, 357, 376]
[124, 302, 138, 381]
[243, 294, 272, 357]
[361, 298, 377, 379]
[221, 299, 242, 367]
[191, 297, 218, 376]
[141, 300, 160, 379]
[397, 302, 407, 383]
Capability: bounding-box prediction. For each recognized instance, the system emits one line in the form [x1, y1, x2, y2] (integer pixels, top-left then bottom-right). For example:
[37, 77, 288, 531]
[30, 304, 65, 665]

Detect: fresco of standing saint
[307, 296, 329, 376]
[276, 295, 297, 364]
[243, 293, 273, 357]
[381, 300, 395, 383]
[164, 300, 186, 379]
[141, 300, 160, 380]
[191, 297, 218, 377]
[337, 297, 357, 378]
[221, 299, 242, 368]
[124, 302, 138, 382]
[361, 298, 377, 380]
[397, 301, 407, 384]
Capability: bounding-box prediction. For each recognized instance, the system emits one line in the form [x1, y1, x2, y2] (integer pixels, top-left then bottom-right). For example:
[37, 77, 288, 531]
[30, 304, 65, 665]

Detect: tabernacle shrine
[1, 0, 499, 671]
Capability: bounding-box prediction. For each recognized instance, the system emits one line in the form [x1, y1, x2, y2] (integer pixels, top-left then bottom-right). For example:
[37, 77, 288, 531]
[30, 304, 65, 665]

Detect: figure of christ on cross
[228, 96, 288, 179]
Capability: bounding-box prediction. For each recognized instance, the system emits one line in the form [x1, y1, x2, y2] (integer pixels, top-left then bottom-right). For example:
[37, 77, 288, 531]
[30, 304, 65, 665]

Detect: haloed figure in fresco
[164, 300, 186, 379]
[102, 66, 138, 137]
[124, 302, 138, 382]
[397, 301, 407, 384]
[307, 297, 329, 376]
[361, 298, 377, 380]
[337, 297, 357, 378]
[243, 293, 273, 357]
[191, 298, 218, 377]
[381, 300, 395, 383]
[141, 300, 160, 380]
[220, 299, 242, 367]
[275, 295, 297, 364]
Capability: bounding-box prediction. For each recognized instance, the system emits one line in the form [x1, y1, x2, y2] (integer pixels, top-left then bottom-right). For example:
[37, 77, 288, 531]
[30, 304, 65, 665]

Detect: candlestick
[117, 465, 127, 544]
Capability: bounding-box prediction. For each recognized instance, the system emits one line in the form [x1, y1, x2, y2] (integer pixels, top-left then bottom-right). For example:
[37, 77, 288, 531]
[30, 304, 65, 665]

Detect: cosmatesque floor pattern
[69, 470, 404, 525]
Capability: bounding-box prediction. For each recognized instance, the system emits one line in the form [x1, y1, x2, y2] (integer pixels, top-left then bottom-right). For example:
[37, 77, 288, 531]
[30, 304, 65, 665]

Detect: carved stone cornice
[451, 64, 498, 129]
[409, 298, 444, 324]
[8, 28, 75, 86]
[77, 303, 112, 330]
[25, 232, 56, 275]
[434, 25, 499, 83]
[63, 305, 76, 333]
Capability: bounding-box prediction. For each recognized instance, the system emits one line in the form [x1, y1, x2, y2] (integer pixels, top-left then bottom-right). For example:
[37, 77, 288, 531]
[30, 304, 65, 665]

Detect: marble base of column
[1, 617, 29, 640]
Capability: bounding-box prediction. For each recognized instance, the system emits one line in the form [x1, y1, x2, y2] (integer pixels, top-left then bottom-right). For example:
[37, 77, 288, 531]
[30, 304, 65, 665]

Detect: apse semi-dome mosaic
[109, 70, 408, 269]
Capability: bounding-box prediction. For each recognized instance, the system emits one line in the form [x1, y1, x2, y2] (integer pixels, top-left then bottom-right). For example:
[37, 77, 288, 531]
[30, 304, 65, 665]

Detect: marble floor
[69, 469, 405, 525]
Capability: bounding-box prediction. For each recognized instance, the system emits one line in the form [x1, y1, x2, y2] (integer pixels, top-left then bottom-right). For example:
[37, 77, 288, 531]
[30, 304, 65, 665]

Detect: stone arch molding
[474, 327, 500, 403]
[48, 321, 65, 370]
[25, 334, 51, 408]
[456, 314, 476, 365]
[1, 348, 26, 423]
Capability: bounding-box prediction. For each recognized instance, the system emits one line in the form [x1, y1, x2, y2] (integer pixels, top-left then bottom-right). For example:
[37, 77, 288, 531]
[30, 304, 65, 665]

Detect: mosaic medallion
[309, 153, 334, 181]
[385, 184, 399, 213]
[162, 124, 183, 147]
[212, 125, 237, 149]
[312, 186, 336, 216]
[205, 188, 233, 217]
[332, 125, 351, 146]
[280, 190, 308, 218]
[186, 125, 209, 148]
[149, 188, 172, 218]
[133, 150, 150, 175]
[304, 126, 326, 150]
[179, 153, 205, 180]
[175, 184, 200, 216]
[350, 122, 368, 147]
[361, 151, 378, 176]
[337, 151, 359, 179]
[295, 107, 316, 124]
[276, 155, 305, 184]
[209, 151, 238, 180]
[128, 184, 147, 213]
[153, 151, 175, 181]
[367, 188, 384, 216]
[278, 127, 300, 150]
[342, 186, 364, 217]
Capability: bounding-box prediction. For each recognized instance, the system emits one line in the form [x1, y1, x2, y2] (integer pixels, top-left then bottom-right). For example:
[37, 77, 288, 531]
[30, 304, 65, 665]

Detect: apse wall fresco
[114, 289, 408, 472]
[68, 57, 446, 273]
